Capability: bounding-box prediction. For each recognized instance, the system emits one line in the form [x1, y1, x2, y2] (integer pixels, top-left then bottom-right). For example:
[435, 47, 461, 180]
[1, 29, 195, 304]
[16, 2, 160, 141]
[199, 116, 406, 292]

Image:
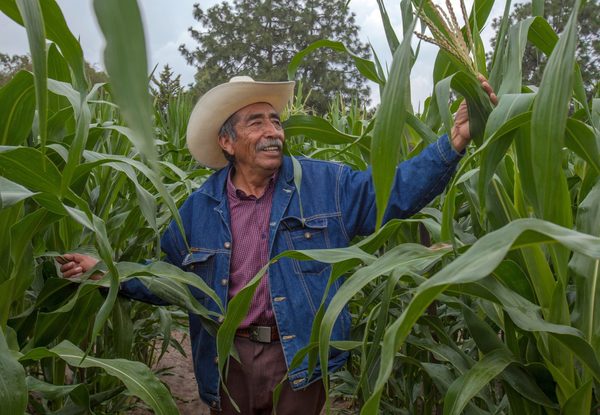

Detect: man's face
[219, 102, 285, 174]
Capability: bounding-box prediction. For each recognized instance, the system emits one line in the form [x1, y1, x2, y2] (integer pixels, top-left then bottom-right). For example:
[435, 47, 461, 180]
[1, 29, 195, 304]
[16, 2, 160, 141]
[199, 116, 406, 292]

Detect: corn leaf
[371, 18, 416, 229]
[0, 71, 35, 146]
[287, 39, 384, 85]
[0, 147, 62, 194]
[15, 0, 47, 155]
[118, 261, 223, 312]
[525, 18, 558, 58]
[0, 329, 27, 414]
[27, 376, 89, 405]
[532, 0, 544, 16]
[462, 303, 557, 407]
[20, 341, 179, 415]
[565, 118, 600, 175]
[529, 3, 579, 226]
[497, 18, 539, 95]
[0, 177, 37, 209]
[487, 0, 512, 87]
[79, 148, 188, 249]
[444, 349, 515, 415]
[33, 284, 102, 346]
[216, 263, 269, 399]
[562, 380, 594, 414]
[451, 72, 494, 146]
[478, 93, 535, 208]
[284, 115, 361, 145]
[375, 0, 399, 54]
[92, 0, 157, 166]
[46, 78, 92, 198]
[363, 218, 600, 413]
[569, 180, 600, 352]
[470, 0, 495, 29]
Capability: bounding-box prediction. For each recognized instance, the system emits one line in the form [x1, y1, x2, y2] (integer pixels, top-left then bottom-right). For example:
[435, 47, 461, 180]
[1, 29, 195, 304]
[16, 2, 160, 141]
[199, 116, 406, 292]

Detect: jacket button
[220, 278, 228, 286]
[224, 242, 231, 249]
[211, 401, 217, 407]
[304, 232, 312, 239]
[214, 355, 218, 364]
[218, 316, 224, 323]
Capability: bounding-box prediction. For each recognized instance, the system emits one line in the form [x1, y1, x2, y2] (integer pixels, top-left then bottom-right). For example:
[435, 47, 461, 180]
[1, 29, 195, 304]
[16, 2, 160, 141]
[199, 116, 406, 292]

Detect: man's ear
[218, 135, 234, 157]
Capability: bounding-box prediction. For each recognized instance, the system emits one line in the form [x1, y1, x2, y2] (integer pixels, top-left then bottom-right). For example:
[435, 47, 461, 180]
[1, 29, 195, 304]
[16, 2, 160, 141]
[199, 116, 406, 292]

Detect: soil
[133, 331, 209, 415]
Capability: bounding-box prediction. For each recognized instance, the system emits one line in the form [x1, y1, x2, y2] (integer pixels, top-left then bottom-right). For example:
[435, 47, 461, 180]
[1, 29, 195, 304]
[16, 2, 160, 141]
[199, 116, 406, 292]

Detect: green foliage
[179, 0, 371, 114]
[0, 0, 214, 412]
[1, 0, 599, 414]
[151, 64, 182, 115]
[282, 0, 600, 413]
[490, 0, 599, 99]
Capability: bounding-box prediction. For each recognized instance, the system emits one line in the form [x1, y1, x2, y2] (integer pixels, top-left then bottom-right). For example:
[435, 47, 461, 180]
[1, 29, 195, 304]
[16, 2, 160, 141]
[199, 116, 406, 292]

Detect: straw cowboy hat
[186, 76, 296, 169]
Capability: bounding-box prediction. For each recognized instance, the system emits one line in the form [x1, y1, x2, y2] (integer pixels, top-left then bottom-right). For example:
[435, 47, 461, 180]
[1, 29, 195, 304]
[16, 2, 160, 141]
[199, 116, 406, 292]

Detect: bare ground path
[132, 331, 209, 414]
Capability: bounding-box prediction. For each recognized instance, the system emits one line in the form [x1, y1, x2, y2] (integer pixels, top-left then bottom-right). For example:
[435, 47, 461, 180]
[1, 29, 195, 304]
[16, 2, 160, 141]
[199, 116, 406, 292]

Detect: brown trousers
[211, 337, 325, 415]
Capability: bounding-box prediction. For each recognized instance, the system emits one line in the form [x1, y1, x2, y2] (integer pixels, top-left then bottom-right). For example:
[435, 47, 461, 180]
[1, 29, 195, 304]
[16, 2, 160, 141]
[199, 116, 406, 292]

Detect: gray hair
[218, 112, 239, 163]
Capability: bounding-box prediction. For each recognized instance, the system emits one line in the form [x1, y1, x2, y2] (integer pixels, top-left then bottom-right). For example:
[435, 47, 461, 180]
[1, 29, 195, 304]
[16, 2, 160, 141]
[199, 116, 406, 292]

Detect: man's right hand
[57, 253, 102, 280]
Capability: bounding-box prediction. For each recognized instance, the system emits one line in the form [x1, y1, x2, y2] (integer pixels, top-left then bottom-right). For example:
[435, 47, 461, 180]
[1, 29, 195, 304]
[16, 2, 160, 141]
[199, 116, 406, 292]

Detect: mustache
[256, 138, 283, 151]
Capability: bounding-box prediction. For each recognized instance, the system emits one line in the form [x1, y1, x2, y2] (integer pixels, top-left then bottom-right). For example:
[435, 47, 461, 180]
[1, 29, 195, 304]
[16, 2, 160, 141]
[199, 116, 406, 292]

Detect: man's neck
[231, 164, 278, 198]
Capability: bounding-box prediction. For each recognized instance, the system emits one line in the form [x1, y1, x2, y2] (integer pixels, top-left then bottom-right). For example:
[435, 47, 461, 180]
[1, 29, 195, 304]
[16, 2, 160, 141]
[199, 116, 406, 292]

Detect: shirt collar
[226, 167, 278, 200]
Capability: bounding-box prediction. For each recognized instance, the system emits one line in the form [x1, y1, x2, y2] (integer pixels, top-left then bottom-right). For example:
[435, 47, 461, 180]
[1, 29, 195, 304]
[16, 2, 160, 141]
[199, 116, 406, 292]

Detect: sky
[0, 0, 505, 107]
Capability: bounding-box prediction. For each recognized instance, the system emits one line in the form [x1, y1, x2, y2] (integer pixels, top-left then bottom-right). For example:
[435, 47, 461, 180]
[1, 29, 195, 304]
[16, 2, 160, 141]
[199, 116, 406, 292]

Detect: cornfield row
[0, 0, 598, 414]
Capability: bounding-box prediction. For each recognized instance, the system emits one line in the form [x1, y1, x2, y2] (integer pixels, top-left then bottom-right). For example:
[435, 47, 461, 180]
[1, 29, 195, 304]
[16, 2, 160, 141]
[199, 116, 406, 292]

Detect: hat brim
[186, 80, 295, 169]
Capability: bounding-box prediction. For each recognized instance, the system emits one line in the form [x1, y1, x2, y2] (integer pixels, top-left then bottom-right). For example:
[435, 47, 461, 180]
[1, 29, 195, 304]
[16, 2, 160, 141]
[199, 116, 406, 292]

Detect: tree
[151, 64, 182, 113]
[179, 0, 371, 114]
[0, 52, 30, 86]
[490, 0, 599, 99]
[0, 52, 108, 87]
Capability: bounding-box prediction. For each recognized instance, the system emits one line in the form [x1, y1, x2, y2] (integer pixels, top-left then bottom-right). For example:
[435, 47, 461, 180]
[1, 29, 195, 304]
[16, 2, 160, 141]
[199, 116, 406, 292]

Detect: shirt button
[224, 241, 231, 249]
[220, 278, 228, 286]
[211, 401, 217, 407]
[304, 232, 312, 239]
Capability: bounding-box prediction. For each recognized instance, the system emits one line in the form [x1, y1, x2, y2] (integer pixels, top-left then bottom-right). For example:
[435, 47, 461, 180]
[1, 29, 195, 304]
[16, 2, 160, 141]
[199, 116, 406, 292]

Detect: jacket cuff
[436, 134, 465, 165]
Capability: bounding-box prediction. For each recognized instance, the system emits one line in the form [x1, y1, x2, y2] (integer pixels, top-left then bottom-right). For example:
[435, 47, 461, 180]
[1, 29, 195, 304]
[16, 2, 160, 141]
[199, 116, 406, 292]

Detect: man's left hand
[451, 74, 498, 152]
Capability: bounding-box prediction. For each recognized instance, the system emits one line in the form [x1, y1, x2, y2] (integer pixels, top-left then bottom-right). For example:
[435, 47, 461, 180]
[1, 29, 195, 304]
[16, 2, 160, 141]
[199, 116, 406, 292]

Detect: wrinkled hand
[451, 74, 498, 152]
[57, 253, 102, 280]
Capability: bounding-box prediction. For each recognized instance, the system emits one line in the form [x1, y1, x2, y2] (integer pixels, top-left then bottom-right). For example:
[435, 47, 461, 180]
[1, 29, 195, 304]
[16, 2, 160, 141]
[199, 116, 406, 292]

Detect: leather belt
[236, 325, 279, 343]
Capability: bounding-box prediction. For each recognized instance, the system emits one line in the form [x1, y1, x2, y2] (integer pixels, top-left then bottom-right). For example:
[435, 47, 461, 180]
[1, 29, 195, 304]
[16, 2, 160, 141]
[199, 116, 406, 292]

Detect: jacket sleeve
[340, 135, 463, 237]
[118, 198, 192, 305]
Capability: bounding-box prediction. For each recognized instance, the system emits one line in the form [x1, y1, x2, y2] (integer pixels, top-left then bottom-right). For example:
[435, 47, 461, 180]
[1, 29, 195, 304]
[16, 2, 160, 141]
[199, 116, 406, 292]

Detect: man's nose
[263, 121, 282, 137]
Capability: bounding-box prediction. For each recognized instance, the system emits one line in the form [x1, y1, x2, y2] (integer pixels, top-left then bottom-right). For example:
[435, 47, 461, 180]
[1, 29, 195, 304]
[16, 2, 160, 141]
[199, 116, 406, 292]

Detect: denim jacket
[120, 135, 462, 409]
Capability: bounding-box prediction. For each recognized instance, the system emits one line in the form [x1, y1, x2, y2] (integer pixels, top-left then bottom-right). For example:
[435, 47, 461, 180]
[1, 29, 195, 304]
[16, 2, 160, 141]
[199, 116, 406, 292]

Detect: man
[60, 75, 497, 414]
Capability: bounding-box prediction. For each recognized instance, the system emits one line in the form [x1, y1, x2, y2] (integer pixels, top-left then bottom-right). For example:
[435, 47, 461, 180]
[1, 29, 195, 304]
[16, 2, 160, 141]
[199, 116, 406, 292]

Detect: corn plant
[0, 0, 218, 413]
[262, 0, 600, 413]
[2, 0, 600, 414]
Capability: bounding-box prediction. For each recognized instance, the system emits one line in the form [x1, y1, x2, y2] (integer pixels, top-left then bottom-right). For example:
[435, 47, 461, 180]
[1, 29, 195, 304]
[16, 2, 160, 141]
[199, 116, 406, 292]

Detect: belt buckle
[249, 326, 272, 343]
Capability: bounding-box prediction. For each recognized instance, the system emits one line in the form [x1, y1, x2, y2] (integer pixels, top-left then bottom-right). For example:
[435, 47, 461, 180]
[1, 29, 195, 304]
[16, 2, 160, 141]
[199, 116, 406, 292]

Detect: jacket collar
[199, 156, 295, 201]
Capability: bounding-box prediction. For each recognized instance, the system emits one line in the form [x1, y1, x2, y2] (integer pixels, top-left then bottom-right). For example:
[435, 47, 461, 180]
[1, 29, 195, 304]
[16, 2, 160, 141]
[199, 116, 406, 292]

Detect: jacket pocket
[182, 250, 216, 298]
[280, 216, 330, 275]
